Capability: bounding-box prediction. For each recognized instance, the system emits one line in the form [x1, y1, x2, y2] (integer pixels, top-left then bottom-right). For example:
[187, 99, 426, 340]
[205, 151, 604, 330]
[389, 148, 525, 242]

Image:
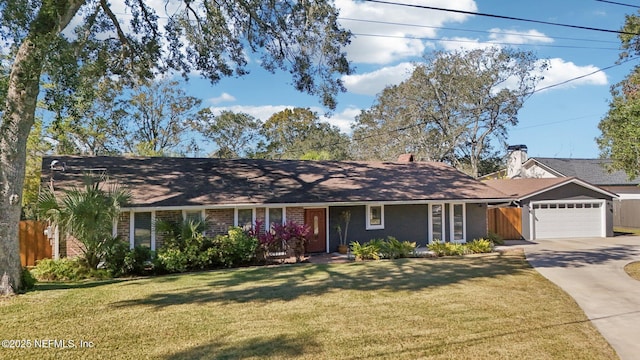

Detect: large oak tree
[260, 107, 351, 160]
[352, 47, 545, 178]
[0, 0, 351, 294]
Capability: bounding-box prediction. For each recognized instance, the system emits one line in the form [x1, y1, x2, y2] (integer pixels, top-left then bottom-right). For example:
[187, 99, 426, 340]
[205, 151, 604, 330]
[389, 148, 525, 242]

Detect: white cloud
[342, 62, 416, 95]
[488, 28, 554, 44]
[439, 28, 552, 51]
[320, 107, 362, 134]
[337, 0, 478, 64]
[207, 105, 292, 122]
[536, 58, 608, 91]
[439, 37, 493, 52]
[208, 93, 236, 104]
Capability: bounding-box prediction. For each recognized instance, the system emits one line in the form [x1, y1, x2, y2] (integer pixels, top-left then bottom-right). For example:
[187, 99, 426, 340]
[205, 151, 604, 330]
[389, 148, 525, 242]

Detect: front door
[305, 208, 326, 253]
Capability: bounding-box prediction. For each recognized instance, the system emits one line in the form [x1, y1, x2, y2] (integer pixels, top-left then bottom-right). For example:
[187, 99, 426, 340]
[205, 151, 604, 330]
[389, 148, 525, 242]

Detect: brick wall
[205, 209, 234, 236]
[65, 235, 84, 258]
[256, 208, 265, 225]
[286, 207, 305, 225]
[117, 211, 130, 240]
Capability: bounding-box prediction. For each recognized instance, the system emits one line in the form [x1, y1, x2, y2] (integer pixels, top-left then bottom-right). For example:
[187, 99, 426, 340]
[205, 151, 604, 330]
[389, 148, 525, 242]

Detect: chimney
[507, 145, 527, 178]
[397, 153, 415, 162]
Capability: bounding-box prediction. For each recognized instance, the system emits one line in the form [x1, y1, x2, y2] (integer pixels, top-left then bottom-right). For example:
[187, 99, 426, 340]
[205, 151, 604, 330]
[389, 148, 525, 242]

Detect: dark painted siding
[328, 203, 488, 250]
[329, 205, 429, 249]
[467, 203, 488, 240]
[524, 183, 613, 202]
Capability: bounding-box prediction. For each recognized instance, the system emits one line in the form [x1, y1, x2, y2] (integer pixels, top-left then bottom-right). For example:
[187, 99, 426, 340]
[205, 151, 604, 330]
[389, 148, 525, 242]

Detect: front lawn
[624, 261, 640, 281]
[0, 252, 616, 359]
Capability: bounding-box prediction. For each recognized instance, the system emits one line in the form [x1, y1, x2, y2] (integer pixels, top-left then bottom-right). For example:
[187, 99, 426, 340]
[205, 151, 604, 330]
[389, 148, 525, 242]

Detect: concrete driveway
[522, 236, 640, 360]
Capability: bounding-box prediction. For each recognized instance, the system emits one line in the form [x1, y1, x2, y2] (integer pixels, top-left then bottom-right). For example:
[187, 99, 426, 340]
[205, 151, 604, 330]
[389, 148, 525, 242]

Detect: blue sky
[64, 1, 638, 159]
[178, 0, 636, 159]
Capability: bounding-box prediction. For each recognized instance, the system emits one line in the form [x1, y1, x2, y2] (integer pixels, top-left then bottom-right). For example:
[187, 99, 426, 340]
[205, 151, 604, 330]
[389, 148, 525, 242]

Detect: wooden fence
[613, 199, 640, 228]
[19, 220, 52, 267]
[487, 208, 522, 240]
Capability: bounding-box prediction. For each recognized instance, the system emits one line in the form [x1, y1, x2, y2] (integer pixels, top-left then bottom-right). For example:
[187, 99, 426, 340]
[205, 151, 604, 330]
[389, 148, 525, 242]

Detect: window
[184, 210, 204, 223]
[449, 204, 466, 243]
[366, 204, 384, 230]
[429, 204, 444, 242]
[267, 208, 284, 229]
[134, 212, 152, 248]
[235, 208, 254, 230]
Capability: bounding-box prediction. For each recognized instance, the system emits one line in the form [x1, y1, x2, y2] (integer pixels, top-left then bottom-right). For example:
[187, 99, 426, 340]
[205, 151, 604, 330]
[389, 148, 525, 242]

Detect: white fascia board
[120, 198, 513, 212]
[523, 159, 565, 177]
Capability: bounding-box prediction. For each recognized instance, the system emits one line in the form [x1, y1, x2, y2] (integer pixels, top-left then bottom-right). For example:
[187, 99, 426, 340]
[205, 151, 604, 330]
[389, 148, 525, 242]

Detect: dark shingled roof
[41, 156, 510, 208]
[529, 158, 640, 186]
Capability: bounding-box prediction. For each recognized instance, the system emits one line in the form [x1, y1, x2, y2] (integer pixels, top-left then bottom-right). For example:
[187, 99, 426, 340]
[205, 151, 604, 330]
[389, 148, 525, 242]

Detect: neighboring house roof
[523, 158, 640, 186]
[41, 156, 510, 208]
[484, 177, 617, 201]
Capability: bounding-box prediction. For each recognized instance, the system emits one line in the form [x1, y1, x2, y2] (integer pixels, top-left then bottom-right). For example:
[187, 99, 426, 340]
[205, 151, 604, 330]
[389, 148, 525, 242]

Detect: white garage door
[531, 200, 605, 239]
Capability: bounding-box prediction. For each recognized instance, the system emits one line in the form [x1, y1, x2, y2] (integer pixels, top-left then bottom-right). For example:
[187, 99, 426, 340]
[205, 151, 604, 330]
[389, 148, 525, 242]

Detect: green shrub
[155, 221, 217, 272]
[20, 268, 36, 292]
[352, 237, 417, 261]
[486, 232, 504, 245]
[31, 258, 110, 281]
[428, 241, 467, 256]
[156, 248, 189, 273]
[103, 239, 130, 276]
[379, 236, 416, 259]
[350, 240, 381, 261]
[124, 246, 154, 275]
[466, 239, 494, 254]
[216, 227, 258, 267]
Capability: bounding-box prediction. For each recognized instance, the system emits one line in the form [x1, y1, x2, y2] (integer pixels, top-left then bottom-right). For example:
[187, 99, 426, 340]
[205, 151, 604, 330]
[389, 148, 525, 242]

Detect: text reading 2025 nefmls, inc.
[2, 339, 94, 349]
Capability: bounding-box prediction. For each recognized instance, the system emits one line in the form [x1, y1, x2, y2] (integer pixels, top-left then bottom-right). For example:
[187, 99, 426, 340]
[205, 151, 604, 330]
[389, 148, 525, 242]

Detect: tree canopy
[195, 109, 264, 158]
[597, 14, 640, 180]
[0, 0, 352, 294]
[352, 47, 545, 178]
[260, 107, 351, 160]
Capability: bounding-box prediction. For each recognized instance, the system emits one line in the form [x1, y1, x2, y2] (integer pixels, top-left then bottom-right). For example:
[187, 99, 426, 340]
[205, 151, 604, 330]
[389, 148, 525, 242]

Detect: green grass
[624, 261, 640, 281]
[0, 253, 616, 359]
[614, 226, 640, 236]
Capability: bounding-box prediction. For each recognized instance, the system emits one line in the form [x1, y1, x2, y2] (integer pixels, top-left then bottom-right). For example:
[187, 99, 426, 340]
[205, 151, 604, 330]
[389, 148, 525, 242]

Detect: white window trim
[366, 204, 385, 230]
[182, 209, 206, 222]
[129, 211, 156, 250]
[449, 203, 466, 243]
[265, 207, 286, 229]
[428, 203, 445, 243]
[234, 208, 256, 227]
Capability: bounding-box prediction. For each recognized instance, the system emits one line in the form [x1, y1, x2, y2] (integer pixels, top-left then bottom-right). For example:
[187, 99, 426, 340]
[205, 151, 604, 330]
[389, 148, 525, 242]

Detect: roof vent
[397, 154, 415, 162]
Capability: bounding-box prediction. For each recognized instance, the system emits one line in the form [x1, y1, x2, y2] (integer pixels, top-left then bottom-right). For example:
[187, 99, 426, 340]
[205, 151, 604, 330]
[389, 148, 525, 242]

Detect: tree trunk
[0, 1, 85, 295]
[0, 38, 43, 295]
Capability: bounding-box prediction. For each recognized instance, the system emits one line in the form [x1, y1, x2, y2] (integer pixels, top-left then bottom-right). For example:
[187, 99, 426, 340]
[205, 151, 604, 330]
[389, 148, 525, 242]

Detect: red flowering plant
[274, 221, 310, 263]
[246, 220, 310, 263]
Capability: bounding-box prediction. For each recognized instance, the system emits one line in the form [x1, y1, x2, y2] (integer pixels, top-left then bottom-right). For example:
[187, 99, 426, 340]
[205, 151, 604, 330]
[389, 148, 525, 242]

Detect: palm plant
[38, 175, 131, 269]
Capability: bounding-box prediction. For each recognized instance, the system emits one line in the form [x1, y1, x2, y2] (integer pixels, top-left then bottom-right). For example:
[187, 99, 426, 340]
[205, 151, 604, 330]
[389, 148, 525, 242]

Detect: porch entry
[304, 208, 326, 253]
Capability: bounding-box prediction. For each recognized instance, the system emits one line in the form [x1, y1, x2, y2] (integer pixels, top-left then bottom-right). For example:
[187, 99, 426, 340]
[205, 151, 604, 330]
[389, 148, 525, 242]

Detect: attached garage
[486, 177, 616, 241]
[530, 200, 606, 239]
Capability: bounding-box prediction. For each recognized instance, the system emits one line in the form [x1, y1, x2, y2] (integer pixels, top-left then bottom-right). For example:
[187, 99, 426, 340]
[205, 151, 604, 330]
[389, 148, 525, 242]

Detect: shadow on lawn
[163, 334, 321, 360]
[111, 254, 530, 309]
[525, 246, 640, 269]
[35, 278, 128, 291]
